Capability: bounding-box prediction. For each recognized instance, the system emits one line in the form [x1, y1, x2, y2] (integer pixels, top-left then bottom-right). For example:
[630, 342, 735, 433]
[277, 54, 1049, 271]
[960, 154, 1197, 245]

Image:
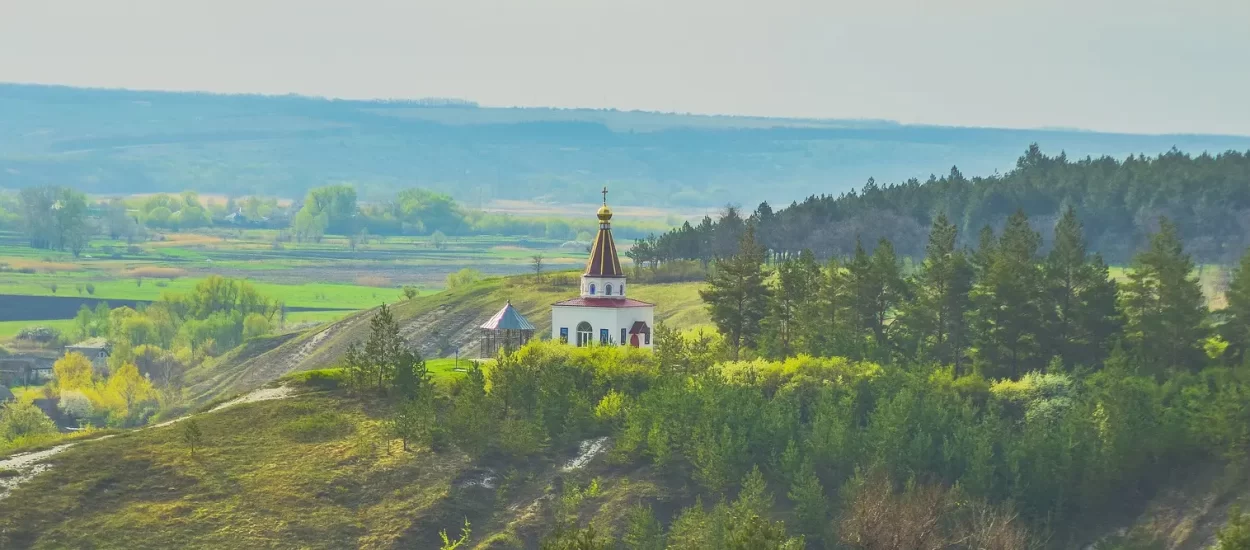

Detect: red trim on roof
[552, 297, 654, 308]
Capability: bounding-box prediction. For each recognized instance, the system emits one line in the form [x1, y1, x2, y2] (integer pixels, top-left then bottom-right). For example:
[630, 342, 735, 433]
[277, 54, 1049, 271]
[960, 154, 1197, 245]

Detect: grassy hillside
[0, 385, 671, 549]
[184, 273, 707, 406]
[5, 84, 1250, 207]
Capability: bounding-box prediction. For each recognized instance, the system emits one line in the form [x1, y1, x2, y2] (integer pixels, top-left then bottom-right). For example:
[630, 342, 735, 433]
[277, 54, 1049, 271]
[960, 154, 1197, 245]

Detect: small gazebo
[479, 301, 536, 358]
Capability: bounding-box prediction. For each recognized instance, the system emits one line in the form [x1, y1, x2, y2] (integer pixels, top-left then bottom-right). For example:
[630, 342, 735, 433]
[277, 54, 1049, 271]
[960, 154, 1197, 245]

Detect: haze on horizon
[2, 0, 1249, 136]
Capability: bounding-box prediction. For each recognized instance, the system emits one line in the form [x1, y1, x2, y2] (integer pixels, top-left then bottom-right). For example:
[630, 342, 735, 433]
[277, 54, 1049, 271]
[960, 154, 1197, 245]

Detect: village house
[65, 337, 111, 373]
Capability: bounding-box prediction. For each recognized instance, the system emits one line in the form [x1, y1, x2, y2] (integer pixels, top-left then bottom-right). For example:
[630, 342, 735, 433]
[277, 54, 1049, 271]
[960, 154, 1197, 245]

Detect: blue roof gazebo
[480, 301, 536, 358]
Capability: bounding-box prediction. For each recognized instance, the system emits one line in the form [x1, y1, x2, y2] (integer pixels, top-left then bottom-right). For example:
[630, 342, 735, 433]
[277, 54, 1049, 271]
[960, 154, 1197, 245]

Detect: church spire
[585, 187, 623, 278]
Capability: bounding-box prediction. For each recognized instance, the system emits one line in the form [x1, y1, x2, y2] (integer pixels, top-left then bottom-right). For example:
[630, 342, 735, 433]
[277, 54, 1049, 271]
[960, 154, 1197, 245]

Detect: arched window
[576, 322, 593, 347]
[605, 284, 613, 296]
[589, 283, 596, 295]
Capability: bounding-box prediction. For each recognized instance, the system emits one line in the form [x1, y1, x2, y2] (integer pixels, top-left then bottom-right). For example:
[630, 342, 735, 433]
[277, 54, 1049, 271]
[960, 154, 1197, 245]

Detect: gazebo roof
[480, 301, 536, 331]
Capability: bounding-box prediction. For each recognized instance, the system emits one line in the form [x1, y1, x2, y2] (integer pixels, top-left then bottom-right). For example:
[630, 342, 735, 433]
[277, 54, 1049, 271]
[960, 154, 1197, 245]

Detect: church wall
[552, 305, 653, 348]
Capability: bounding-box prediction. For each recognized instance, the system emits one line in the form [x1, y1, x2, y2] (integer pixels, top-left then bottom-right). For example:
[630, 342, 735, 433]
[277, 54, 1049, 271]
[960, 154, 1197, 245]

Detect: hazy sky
[3, 0, 1249, 135]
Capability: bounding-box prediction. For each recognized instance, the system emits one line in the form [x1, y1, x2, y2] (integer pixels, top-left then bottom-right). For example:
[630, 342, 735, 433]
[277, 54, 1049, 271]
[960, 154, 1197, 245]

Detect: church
[551, 190, 655, 348]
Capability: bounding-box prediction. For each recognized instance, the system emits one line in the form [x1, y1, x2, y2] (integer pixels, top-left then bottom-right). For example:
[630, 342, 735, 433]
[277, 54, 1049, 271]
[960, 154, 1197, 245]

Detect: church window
[589, 283, 596, 295]
[645, 331, 651, 345]
[600, 329, 610, 345]
[621, 328, 627, 345]
[619, 284, 624, 296]
[606, 284, 613, 296]
[576, 322, 592, 347]
[559, 327, 568, 344]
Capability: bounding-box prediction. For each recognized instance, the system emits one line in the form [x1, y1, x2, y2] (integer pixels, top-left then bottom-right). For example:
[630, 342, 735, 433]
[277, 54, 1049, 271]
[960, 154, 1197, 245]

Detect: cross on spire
[601, 186, 608, 205]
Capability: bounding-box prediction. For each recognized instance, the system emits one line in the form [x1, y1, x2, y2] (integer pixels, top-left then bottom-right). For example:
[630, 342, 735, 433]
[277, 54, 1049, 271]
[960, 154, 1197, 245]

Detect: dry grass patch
[355, 275, 393, 288]
[0, 259, 83, 273]
[122, 266, 188, 279]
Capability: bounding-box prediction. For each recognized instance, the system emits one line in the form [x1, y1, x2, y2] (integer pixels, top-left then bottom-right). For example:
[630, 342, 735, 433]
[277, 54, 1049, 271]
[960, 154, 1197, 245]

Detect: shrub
[16, 326, 61, 344]
[57, 390, 94, 420]
[446, 268, 482, 290]
[85, 283, 95, 295]
[0, 402, 58, 442]
[243, 313, 272, 340]
[283, 368, 348, 390]
[402, 286, 420, 300]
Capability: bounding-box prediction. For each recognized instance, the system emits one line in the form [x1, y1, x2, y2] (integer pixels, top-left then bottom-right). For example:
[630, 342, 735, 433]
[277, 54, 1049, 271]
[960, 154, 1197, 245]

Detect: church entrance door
[630, 334, 640, 347]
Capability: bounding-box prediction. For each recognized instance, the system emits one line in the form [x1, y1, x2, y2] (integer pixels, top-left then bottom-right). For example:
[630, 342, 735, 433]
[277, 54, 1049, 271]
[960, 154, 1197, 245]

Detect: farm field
[0, 228, 592, 342]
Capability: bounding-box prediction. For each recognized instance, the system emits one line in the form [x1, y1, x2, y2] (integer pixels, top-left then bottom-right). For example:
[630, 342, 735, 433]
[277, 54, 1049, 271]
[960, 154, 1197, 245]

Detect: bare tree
[531, 254, 544, 280]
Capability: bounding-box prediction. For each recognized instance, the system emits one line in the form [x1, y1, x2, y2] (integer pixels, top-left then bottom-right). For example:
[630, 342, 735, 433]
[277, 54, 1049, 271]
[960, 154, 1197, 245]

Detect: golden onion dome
[597, 204, 613, 221]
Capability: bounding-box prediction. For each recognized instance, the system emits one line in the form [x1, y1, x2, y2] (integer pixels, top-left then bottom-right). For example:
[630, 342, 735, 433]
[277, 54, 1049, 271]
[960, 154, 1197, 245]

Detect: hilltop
[5, 83, 1250, 208]
[183, 274, 707, 408]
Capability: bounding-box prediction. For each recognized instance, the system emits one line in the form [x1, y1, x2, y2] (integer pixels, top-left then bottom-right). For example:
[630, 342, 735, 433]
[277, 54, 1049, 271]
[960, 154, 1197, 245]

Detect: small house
[66, 337, 111, 373]
[479, 301, 536, 358]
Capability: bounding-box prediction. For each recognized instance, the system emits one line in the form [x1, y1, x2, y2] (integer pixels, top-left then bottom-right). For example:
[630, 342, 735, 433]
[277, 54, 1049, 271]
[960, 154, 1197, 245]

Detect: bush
[283, 368, 348, 390]
[57, 390, 94, 420]
[0, 402, 58, 442]
[85, 283, 95, 295]
[16, 326, 62, 344]
[446, 268, 482, 290]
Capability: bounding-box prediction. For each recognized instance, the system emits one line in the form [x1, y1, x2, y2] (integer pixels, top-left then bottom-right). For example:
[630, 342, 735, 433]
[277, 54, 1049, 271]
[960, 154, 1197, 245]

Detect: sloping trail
[0, 384, 298, 502]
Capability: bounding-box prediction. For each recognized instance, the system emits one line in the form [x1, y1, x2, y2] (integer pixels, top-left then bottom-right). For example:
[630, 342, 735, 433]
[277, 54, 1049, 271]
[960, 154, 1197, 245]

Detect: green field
[0, 227, 598, 342]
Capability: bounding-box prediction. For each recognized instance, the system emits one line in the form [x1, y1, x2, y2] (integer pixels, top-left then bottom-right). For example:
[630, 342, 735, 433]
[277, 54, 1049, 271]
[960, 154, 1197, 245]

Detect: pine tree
[1043, 206, 1121, 370]
[622, 504, 666, 550]
[700, 226, 770, 360]
[796, 258, 850, 357]
[972, 210, 1044, 378]
[1221, 249, 1250, 365]
[899, 213, 974, 371]
[761, 250, 820, 359]
[1121, 218, 1209, 373]
[787, 460, 829, 544]
[847, 238, 906, 356]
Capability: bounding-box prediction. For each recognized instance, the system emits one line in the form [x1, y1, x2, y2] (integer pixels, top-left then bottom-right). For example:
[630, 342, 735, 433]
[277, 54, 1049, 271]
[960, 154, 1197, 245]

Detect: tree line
[324, 197, 1250, 547]
[0, 185, 662, 253]
[629, 145, 1250, 266]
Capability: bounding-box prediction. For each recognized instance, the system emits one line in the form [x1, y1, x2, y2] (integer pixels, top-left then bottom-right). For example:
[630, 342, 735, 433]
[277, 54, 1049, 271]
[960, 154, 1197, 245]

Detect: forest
[325, 205, 1250, 548]
[629, 145, 1250, 264]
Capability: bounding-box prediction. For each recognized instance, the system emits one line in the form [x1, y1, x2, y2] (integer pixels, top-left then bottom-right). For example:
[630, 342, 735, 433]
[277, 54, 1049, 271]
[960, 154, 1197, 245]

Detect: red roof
[553, 297, 654, 308]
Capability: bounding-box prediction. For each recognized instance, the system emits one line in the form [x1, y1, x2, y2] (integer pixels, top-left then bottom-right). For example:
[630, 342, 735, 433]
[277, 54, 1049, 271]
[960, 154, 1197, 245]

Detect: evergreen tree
[761, 250, 821, 359]
[787, 460, 829, 544]
[700, 226, 770, 360]
[1043, 206, 1122, 370]
[1220, 249, 1250, 365]
[973, 210, 1045, 378]
[796, 258, 850, 357]
[1121, 218, 1209, 373]
[621, 504, 666, 550]
[898, 213, 974, 371]
[847, 238, 906, 356]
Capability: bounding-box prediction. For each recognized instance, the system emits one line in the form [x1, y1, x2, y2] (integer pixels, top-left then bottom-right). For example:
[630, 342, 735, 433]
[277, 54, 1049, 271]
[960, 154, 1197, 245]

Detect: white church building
[551, 191, 655, 348]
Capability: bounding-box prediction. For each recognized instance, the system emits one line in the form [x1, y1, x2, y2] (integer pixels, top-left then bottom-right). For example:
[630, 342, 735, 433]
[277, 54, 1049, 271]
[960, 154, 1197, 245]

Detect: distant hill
[4, 83, 1250, 208]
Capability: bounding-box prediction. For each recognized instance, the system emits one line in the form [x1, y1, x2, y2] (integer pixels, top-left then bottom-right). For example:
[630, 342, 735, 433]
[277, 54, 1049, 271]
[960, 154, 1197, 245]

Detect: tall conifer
[1043, 206, 1121, 369]
[1121, 218, 1209, 373]
[701, 226, 770, 360]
